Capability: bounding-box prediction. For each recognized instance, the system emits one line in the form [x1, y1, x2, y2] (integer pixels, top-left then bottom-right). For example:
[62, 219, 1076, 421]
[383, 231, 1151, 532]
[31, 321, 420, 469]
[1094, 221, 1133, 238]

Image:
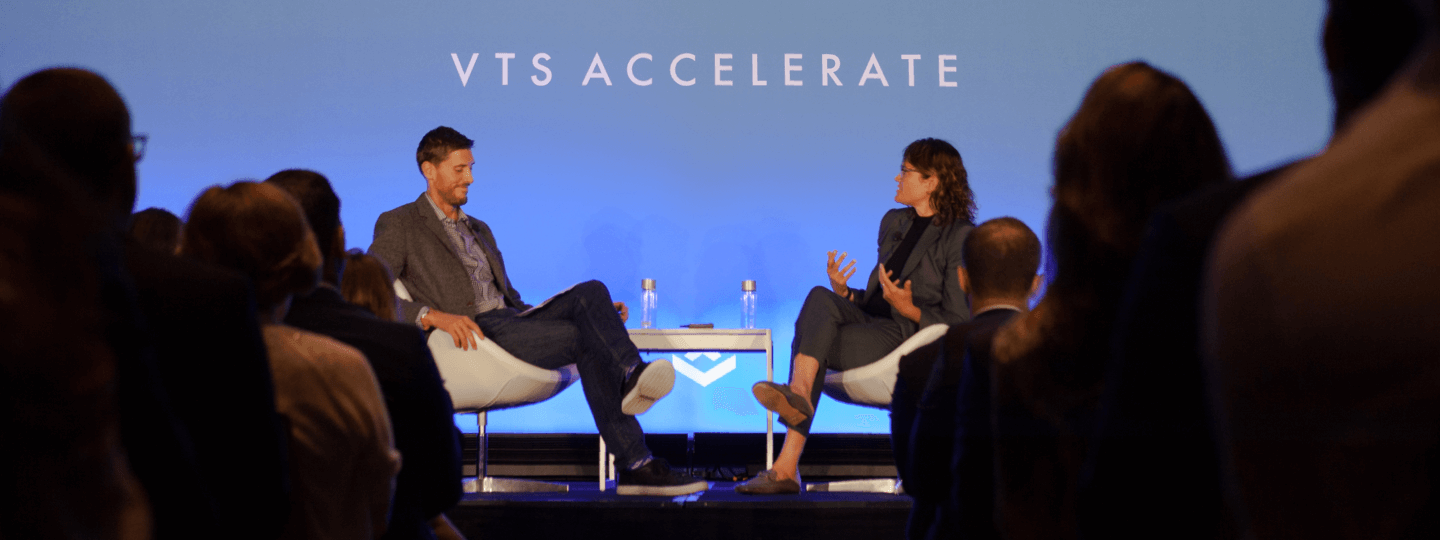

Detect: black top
[285, 285, 463, 540]
[863, 215, 932, 317]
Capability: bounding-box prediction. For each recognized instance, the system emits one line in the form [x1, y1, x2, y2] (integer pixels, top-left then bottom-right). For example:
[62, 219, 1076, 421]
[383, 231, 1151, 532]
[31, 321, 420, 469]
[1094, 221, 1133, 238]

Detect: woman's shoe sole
[752, 382, 813, 430]
[734, 471, 802, 495]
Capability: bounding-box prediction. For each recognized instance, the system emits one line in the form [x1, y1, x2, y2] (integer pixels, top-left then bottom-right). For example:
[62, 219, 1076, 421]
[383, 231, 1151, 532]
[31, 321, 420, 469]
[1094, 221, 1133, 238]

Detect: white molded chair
[805, 323, 950, 494]
[395, 281, 580, 493]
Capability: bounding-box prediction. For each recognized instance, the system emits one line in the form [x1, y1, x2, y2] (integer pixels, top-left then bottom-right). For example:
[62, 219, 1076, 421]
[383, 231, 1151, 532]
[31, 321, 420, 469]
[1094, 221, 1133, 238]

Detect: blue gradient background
[3, 0, 1329, 434]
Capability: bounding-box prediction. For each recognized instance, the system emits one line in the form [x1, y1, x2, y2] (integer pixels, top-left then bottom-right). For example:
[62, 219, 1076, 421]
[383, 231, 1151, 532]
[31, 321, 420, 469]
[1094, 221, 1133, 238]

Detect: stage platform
[447, 480, 911, 540]
[463, 432, 900, 480]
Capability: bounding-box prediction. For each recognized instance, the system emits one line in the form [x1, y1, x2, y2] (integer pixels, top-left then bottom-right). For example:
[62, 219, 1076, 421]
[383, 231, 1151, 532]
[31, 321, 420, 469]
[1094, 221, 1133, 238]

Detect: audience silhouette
[891, 216, 1041, 540]
[989, 61, 1230, 540]
[267, 169, 463, 540]
[1, 67, 289, 540]
[183, 180, 401, 540]
[1206, 0, 1440, 536]
[7, 5, 1440, 535]
[0, 124, 151, 540]
[128, 207, 182, 254]
[342, 249, 403, 323]
[1082, 1, 1424, 537]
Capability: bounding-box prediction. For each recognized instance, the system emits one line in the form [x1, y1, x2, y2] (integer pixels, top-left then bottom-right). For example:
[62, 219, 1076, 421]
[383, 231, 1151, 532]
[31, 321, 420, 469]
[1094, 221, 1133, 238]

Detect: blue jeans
[473, 280, 649, 465]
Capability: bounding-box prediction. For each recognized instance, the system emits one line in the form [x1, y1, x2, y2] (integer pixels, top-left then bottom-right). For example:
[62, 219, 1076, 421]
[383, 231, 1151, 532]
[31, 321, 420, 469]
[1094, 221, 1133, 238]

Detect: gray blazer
[856, 208, 974, 340]
[369, 194, 530, 324]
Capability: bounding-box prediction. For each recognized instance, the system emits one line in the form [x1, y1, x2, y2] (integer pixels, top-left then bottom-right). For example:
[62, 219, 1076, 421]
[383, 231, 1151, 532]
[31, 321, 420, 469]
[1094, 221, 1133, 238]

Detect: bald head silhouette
[0, 68, 136, 220]
[961, 217, 1042, 300]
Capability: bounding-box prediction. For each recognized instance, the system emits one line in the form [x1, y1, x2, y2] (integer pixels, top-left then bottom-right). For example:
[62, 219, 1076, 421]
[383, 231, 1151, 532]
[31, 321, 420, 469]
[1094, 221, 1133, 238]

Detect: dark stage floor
[448, 480, 912, 540]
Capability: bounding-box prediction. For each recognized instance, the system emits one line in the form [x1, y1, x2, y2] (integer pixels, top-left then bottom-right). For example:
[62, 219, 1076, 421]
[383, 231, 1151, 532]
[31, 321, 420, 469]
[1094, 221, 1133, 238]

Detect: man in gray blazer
[369, 126, 706, 496]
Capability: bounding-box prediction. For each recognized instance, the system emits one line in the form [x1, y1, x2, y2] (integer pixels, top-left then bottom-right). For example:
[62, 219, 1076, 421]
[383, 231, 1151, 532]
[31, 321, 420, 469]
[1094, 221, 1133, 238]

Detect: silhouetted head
[1325, 0, 1424, 130]
[181, 181, 321, 313]
[1049, 61, 1230, 293]
[0, 68, 136, 221]
[128, 207, 182, 254]
[961, 217, 1042, 301]
[901, 138, 976, 227]
[341, 249, 399, 323]
[265, 169, 344, 284]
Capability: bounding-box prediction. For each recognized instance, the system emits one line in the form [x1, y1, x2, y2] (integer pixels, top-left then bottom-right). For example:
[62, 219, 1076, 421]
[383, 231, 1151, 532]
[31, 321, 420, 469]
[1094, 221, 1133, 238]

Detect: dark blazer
[370, 194, 529, 324]
[947, 309, 1020, 540]
[285, 285, 463, 540]
[856, 208, 973, 339]
[891, 308, 1019, 540]
[123, 240, 290, 540]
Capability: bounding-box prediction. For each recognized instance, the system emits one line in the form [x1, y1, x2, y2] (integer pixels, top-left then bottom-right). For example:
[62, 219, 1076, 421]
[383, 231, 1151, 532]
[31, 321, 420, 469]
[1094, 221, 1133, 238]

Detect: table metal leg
[766, 332, 774, 471]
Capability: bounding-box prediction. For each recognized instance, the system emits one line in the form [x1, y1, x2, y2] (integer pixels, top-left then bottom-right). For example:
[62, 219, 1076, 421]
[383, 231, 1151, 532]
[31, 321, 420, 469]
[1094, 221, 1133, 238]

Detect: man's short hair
[1326, 0, 1423, 127]
[962, 217, 1042, 298]
[264, 169, 340, 262]
[415, 126, 473, 173]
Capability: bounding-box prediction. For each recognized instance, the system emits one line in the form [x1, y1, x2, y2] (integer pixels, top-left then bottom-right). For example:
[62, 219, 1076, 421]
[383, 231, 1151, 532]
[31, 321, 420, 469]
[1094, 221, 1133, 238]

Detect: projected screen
[4, 0, 1329, 434]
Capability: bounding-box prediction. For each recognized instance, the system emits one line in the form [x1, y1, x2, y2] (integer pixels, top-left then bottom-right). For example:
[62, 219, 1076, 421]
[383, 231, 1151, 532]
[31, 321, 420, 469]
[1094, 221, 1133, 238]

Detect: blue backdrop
[3, 0, 1330, 434]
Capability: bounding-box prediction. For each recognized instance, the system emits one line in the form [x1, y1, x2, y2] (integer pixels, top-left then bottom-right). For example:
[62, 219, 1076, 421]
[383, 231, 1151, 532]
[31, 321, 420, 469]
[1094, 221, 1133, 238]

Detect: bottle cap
[642, 278, 656, 290]
[742, 280, 756, 291]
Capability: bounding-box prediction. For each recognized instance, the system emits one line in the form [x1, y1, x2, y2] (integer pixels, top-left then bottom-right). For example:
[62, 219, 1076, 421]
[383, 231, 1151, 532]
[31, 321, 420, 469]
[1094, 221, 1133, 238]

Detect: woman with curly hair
[738, 138, 978, 494]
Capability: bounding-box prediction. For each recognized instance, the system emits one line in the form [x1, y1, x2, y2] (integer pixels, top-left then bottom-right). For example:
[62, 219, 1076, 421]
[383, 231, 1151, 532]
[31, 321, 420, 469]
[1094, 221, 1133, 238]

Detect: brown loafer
[752, 381, 814, 431]
[735, 470, 801, 495]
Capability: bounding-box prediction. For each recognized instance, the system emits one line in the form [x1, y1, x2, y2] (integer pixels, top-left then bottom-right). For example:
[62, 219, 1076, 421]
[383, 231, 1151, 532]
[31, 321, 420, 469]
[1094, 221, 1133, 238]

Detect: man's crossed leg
[474, 280, 707, 496]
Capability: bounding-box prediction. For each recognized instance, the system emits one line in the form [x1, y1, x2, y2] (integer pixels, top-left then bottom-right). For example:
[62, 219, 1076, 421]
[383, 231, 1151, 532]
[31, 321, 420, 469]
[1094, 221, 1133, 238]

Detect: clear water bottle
[741, 280, 757, 329]
[641, 278, 657, 329]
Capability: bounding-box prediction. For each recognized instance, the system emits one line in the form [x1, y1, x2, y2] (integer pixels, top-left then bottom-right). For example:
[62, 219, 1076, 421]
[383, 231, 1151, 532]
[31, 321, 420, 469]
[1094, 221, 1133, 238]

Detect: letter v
[452, 53, 479, 87]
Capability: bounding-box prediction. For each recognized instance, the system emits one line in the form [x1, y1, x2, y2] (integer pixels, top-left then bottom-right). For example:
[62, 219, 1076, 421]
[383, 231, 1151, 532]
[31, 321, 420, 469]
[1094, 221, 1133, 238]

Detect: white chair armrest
[822, 323, 950, 408]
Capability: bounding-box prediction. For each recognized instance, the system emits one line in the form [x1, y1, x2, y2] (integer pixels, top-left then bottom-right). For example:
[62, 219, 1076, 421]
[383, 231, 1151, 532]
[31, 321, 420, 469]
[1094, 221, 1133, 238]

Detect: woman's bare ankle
[770, 464, 800, 481]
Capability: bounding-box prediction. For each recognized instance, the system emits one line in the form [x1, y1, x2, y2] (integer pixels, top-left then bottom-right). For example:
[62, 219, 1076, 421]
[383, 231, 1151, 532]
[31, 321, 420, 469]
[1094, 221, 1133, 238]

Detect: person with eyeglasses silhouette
[0, 67, 289, 540]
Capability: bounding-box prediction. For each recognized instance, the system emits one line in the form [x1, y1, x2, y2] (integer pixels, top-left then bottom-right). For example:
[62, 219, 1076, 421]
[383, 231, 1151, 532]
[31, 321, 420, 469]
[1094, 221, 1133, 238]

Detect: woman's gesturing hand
[878, 264, 921, 323]
[827, 250, 858, 297]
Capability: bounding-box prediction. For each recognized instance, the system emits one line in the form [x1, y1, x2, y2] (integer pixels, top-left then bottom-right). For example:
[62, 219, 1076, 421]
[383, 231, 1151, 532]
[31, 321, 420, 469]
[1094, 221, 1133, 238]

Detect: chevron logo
[673, 352, 737, 387]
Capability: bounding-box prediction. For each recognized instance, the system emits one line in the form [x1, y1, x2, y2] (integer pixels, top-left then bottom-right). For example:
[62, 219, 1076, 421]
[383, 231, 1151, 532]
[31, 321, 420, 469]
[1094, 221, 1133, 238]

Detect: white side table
[600, 328, 775, 487]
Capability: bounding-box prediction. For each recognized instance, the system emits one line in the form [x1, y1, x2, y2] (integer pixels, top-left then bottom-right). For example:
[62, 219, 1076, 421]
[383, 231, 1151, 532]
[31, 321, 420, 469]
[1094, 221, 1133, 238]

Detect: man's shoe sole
[621, 359, 675, 415]
[752, 382, 813, 430]
[616, 479, 709, 496]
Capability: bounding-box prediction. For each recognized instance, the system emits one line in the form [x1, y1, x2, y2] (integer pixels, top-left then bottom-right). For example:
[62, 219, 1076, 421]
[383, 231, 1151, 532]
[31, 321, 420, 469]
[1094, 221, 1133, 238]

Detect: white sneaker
[620, 359, 675, 415]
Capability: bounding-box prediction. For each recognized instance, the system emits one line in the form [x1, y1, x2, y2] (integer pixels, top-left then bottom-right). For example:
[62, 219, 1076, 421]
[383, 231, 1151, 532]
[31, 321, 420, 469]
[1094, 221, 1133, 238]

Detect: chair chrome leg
[476, 410, 487, 480]
[466, 476, 571, 493]
[464, 410, 570, 493]
[803, 478, 903, 494]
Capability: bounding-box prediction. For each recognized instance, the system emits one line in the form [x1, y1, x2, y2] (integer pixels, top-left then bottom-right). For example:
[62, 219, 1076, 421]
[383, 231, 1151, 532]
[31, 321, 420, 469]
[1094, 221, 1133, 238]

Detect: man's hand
[878, 264, 921, 323]
[423, 310, 485, 350]
[827, 250, 858, 298]
[614, 301, 629, 323]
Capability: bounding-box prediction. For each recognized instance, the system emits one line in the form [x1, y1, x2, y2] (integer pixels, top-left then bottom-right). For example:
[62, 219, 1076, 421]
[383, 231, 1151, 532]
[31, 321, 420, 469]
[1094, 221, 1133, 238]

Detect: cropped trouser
[473, 280, 649, 465]
[789, 286, 903, 436]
